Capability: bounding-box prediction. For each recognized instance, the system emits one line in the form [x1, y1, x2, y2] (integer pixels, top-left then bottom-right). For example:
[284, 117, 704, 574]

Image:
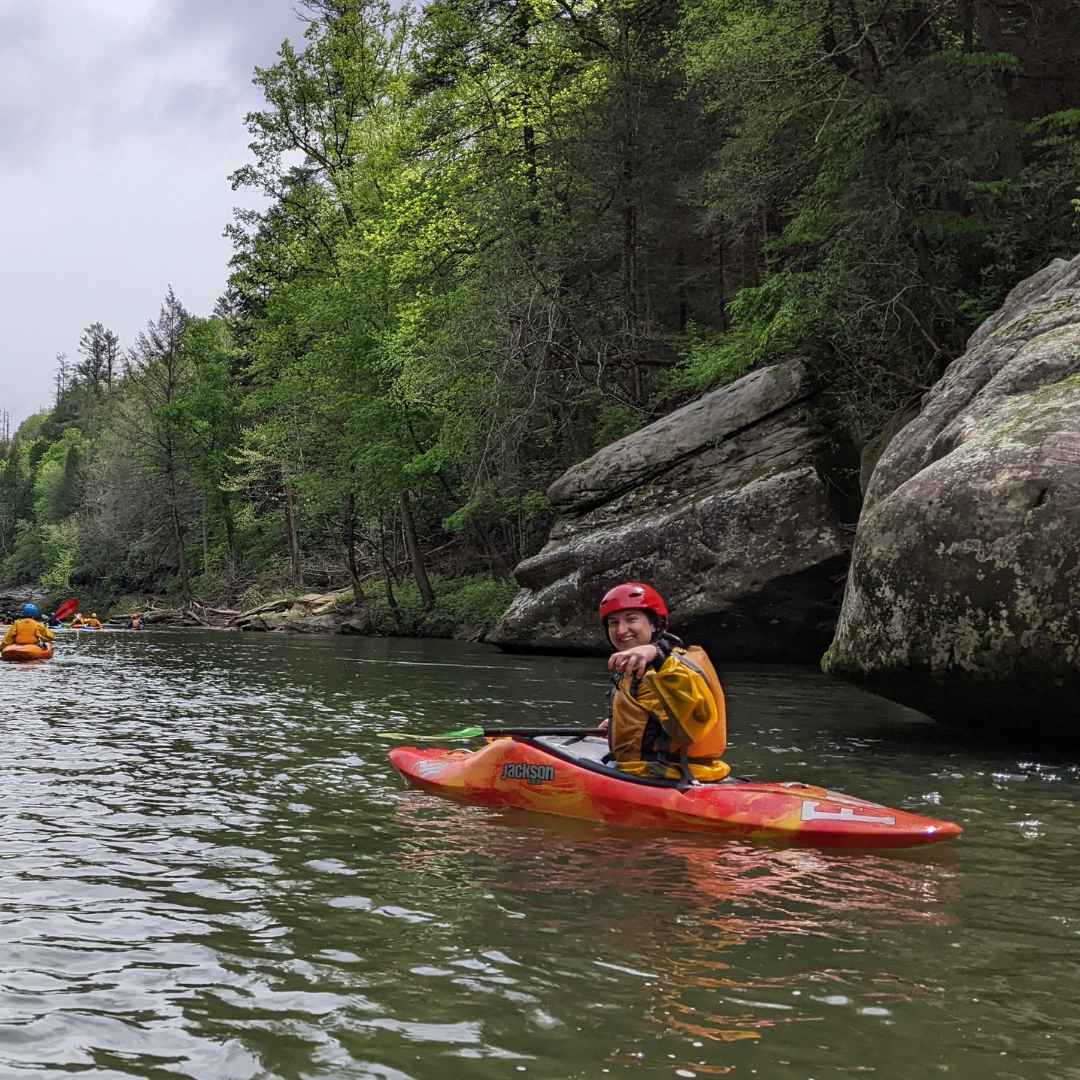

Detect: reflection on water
[394, 797, 961, 1065]
[0, 630, 1076, 1077]
[396, 798, 958, 937]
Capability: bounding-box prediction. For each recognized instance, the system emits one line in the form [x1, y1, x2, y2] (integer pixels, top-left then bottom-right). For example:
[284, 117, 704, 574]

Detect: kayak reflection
[393, 795, 957, 936]
[392, 797, 957, 1056]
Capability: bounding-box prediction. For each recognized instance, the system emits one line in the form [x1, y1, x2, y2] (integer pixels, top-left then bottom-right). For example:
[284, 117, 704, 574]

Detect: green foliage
[365, 574, 518, 636]
[40, 521, 78, 591]
[671, 298, 809, 393]
[593, 405, 645, 449]
[4, 0, 1078, 626]
[430, 575, 519, 630]
[676, 0, 1080, 439]
[2, 522, 44, 584]
[33, 428, 88, 524]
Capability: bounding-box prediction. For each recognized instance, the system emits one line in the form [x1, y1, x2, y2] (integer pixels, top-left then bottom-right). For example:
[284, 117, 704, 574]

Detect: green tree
[123, 288, 197, 602]
[174, 317, 244, 576]
[77, 322, 120, 393]
[677, 0, 1080, 438]
[33, 428, 88, 525]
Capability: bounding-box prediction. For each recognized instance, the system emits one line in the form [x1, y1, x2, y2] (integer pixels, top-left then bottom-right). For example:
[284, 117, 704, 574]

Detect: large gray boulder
[489, 360, 854, 659]
[824, 255, 1080, 733]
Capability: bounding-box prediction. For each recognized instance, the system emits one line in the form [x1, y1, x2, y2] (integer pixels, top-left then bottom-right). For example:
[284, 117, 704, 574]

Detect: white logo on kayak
[800, 801, 896, 826]
[417, 761, 448, 779]
[501, 763, 555, 785]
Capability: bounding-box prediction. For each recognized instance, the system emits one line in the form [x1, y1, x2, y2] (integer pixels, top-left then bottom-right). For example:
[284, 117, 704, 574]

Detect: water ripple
[0, 634, 1074, 1077]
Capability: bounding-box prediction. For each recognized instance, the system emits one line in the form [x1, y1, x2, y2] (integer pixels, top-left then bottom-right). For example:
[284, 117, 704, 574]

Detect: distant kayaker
[83, 613, 104, 629]
[2, 604, 55, 650]
[127, 612, 144, 630]
[601, 582, 730, 783]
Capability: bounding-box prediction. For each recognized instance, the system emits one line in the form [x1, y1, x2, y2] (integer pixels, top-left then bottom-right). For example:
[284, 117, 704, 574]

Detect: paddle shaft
[483, 728, 607, 739]
[378, 726, 607, 741]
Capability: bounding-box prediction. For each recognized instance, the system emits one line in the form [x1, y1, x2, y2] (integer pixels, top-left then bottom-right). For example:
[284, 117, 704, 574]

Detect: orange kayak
[389, 735, 962, 849]
[1, 643, 54, 662]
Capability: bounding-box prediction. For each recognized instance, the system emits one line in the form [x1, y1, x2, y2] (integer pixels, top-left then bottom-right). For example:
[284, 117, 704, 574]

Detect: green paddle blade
[376, 725, 485, 741]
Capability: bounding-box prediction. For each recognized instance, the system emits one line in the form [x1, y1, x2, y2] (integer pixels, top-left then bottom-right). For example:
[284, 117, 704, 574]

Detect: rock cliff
[824, 255, 1080, 733]
[489, 360, 855, 659]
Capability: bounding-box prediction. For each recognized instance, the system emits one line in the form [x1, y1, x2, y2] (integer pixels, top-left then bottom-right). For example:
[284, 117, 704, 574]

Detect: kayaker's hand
[607, 644, 659, 679]
[597, 717, 609, 733]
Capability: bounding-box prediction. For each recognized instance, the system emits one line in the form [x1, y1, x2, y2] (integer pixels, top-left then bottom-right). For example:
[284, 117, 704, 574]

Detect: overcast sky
[0, 0, 310, 430]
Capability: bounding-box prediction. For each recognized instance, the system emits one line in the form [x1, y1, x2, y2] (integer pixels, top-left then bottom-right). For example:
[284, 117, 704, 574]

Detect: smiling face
[605, 609, 655, 651]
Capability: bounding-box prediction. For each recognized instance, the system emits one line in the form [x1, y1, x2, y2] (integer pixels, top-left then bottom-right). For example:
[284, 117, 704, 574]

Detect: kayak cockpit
[521, 735, 739, 790]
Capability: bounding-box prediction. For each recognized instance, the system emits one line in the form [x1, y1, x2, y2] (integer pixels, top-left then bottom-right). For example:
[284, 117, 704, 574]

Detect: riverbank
[8, 574, 521, 641]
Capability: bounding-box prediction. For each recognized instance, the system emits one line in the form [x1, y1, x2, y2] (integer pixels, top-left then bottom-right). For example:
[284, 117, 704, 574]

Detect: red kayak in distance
[389, 735, 962, 850]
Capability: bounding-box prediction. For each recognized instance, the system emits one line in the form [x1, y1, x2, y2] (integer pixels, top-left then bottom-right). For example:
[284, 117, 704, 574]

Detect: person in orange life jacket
[2, 603, 55, 649]
[601, 582, 730, 783]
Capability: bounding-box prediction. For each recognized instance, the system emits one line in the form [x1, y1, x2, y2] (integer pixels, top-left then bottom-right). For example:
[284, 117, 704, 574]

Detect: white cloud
[0, 0, 307, 427]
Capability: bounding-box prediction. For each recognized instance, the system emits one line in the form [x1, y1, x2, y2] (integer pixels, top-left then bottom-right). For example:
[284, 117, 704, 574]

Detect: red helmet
[599, 582, 669, 625]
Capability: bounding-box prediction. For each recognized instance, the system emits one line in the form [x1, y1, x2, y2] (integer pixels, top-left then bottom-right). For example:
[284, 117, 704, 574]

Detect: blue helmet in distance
[20, 603, 40, 619]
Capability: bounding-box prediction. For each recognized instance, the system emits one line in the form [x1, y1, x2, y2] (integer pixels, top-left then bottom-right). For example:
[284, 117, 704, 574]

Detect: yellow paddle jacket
[3, 618, 55, 647]
[608, 643, 730, 782]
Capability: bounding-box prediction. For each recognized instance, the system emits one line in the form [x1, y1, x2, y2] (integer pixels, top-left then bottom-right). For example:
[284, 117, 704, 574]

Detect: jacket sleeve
[636, 655, 715, 747]
[1, 624, 15, 647]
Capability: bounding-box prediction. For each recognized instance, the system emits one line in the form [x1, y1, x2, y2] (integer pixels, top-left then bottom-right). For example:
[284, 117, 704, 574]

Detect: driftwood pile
[136, 589, 364, 635]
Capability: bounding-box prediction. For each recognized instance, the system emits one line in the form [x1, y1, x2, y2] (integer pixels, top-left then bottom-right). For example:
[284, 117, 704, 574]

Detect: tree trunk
[619, 10, 639, 336]
[168, 480, 191, 604]
[283, 479, 303, 587]
[221, 490, 238, 576]
[515, 2, 540, 245]
[400, 489, 435, 611]
[470, 517, 509, 576]
[379, 515, 402, 629]
[344, 493, 366, 609]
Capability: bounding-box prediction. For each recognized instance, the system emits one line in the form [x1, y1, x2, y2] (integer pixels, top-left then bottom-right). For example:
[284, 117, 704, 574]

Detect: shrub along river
[0, 628, 1076, 1078]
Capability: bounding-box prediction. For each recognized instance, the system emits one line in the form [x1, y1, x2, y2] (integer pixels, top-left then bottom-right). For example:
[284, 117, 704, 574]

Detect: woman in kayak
[601, 583, 730, 783]
[2, 604, 55, 650]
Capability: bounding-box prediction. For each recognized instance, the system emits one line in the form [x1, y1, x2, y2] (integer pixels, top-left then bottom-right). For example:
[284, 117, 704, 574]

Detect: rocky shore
[107, 592, 365, 634]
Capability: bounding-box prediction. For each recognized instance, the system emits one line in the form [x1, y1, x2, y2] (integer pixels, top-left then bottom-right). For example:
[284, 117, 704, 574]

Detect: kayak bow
[389, 735, 962, 849]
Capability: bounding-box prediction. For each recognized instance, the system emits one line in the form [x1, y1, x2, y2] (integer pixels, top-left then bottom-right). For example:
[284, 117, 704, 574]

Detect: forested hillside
[2, 0, 1077, 627]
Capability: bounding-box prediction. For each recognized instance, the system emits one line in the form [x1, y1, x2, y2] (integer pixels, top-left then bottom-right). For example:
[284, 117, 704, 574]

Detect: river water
[1, 628, 1077, 1079]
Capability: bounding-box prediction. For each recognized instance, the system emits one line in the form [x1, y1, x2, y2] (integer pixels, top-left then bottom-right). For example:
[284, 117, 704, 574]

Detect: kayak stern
[1, 643, 55, 662]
